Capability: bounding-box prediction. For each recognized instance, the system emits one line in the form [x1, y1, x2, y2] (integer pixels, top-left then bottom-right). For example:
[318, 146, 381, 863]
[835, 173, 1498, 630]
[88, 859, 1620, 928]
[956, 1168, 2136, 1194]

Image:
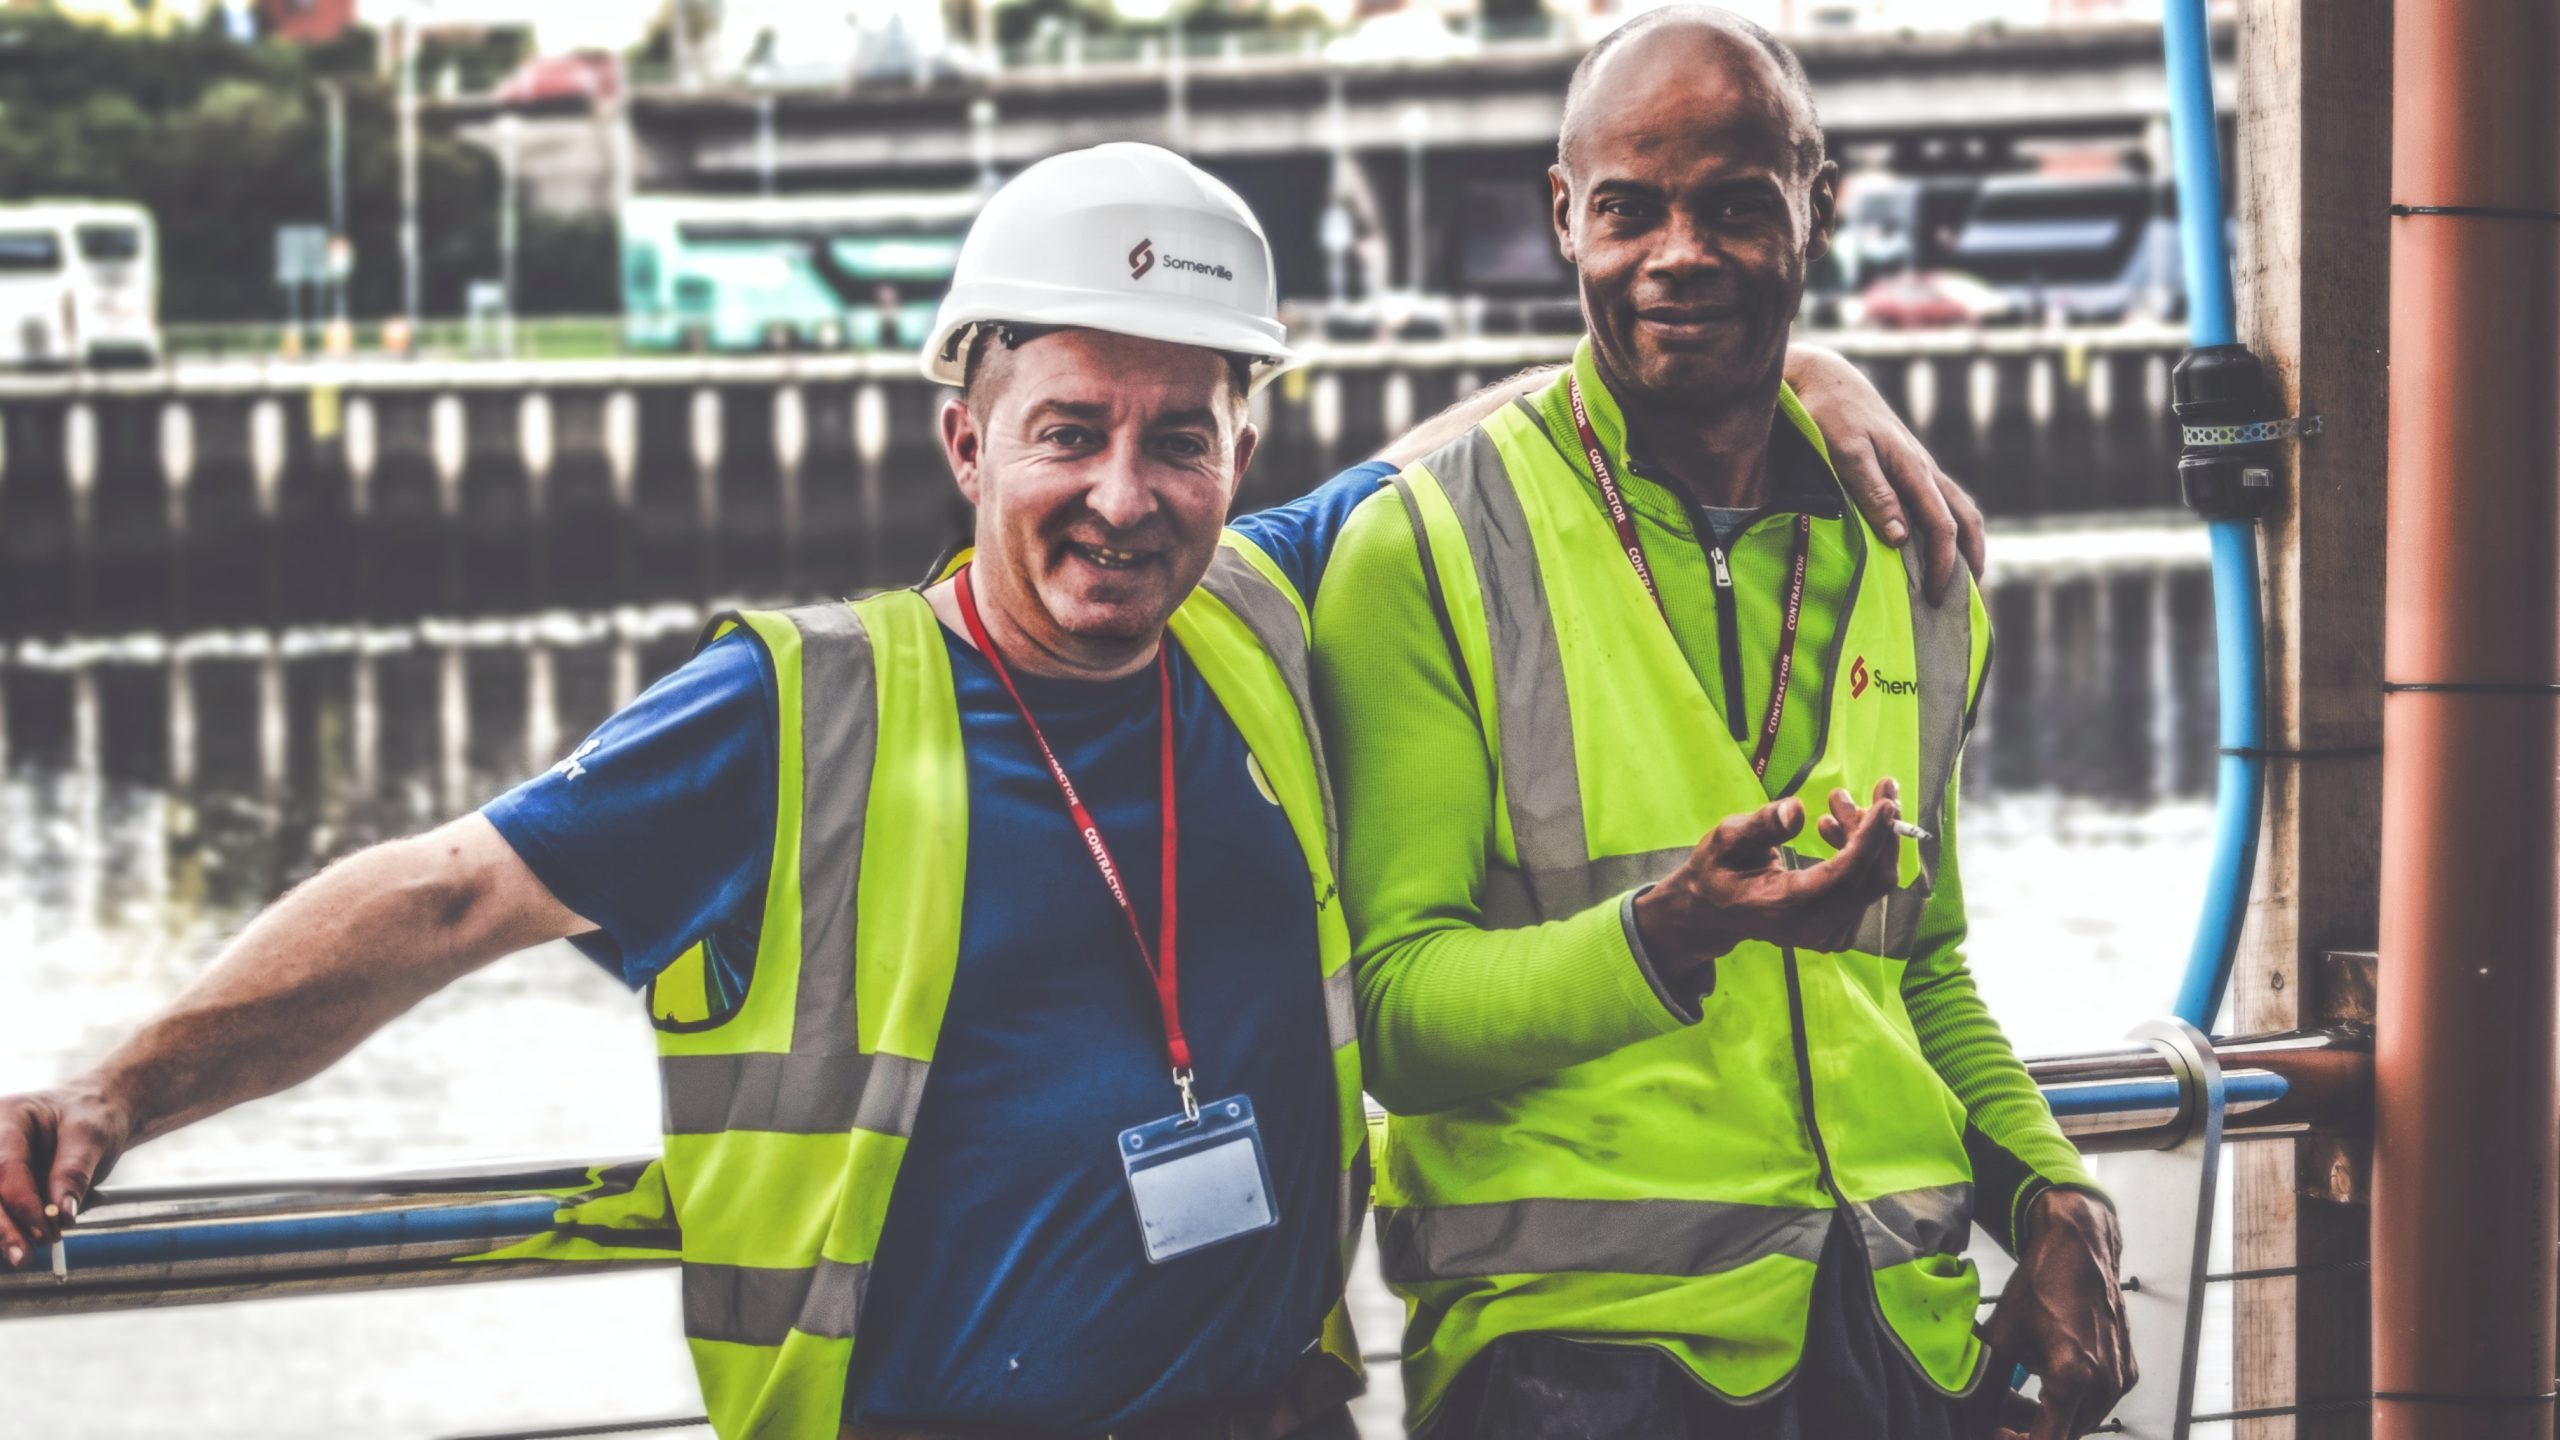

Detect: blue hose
[2162, 0, 2263, 1032]
[2164, 0, 2236, 350]
[2176, 524, 2266, 1029]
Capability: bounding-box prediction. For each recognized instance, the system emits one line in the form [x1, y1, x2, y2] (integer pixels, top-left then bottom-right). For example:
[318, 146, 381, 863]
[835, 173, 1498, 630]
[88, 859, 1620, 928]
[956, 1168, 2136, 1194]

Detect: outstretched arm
[1364, 347, 1986, 604]
[0, 815, 587, 1266]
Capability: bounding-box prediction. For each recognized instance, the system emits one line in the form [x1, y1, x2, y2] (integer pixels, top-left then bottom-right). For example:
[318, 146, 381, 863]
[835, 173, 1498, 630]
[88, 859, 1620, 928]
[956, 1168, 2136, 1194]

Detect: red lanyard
[1567, 370, 1813, 780]
[954, 564, 1196, 1115]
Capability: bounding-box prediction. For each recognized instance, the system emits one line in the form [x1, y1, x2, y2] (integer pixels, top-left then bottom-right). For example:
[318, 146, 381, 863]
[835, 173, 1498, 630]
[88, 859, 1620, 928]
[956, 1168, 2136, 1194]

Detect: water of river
[1, 516, 2246, 1437]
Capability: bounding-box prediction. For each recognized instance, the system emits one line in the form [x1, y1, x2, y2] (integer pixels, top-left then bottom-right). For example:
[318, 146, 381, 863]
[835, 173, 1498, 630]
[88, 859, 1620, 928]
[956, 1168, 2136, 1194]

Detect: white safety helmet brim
[924, 284, 1299, 394]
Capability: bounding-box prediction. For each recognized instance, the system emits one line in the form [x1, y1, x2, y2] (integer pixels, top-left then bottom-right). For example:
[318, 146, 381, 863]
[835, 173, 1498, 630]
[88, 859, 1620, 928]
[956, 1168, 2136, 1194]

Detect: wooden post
[2229, 3, 2391, 1436]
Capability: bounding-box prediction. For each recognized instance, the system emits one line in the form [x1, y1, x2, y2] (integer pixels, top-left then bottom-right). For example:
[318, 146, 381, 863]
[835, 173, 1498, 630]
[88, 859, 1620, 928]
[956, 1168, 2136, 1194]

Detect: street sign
[273, 224, 329, 287]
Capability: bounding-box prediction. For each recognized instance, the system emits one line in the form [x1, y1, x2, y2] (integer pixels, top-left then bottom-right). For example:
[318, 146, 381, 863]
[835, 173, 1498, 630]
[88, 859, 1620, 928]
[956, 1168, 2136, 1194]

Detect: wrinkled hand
[1784, 345, 1987, 605]
[1984, 1188, 2137, 1440]
[0, 1083, 132, 1269]
[1631, 779, 1906, 980]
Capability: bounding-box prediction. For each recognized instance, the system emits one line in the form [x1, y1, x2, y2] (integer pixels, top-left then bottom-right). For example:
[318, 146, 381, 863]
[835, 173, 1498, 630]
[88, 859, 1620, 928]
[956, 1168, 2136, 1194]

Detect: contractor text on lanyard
[952, 564, 1197, 1118]
[951, 566, 1284, 1264]
[1567, 370, 1812, 780]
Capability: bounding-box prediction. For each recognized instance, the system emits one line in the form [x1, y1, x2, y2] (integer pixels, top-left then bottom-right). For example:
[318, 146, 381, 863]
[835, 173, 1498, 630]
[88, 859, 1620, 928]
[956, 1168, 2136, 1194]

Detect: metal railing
[0, 321, 2191, 399]
[0, 1025, 2365, 1315]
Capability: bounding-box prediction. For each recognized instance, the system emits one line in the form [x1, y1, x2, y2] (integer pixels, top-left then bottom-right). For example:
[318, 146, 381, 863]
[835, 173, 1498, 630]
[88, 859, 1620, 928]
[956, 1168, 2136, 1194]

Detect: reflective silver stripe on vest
[1851, 1182, 1974, 1270]
[1199, 544, 1339, 876]
[1413, 424, 1595, 920]
[1375, 1197, 1832, 1285]
[1411, 410, 1974, 960]
[659, 603, 923, 1348]
[661, 1051, 929, 1136]
[682, 1256, 866, 1346]
[788, 601, 876, 1053]
[1481, 847, 1693, 930]
[1377, 1183, 1972, 1287]
[1888, 557, 1976, 956]
[1321, 967, 1358, 1055]
[1198, 547, 1364, 1252]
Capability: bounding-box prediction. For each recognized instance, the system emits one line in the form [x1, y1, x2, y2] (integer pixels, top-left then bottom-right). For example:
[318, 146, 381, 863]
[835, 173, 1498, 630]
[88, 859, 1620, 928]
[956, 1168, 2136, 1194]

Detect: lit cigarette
[1892, 819, 1931, 841]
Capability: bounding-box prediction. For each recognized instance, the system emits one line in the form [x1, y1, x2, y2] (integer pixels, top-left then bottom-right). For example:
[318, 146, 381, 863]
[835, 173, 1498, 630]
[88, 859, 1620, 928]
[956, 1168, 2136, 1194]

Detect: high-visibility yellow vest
[474, 538, 1369, 1439]
[1369, 395, 1992, 1424]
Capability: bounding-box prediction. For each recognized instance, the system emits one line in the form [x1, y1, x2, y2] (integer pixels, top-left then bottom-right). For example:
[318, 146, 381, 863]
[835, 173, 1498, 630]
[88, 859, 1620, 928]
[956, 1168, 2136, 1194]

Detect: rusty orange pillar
[2375, 2, 2560, 1437]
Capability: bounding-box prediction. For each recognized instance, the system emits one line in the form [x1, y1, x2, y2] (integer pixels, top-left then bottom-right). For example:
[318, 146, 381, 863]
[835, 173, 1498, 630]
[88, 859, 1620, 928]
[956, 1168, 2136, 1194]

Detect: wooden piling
[2228, 2, 2392, 1435]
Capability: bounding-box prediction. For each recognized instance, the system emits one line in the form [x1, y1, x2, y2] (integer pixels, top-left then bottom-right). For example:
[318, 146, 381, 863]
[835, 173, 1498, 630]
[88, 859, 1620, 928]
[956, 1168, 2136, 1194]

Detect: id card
[1119, 1093, 1279, 1264]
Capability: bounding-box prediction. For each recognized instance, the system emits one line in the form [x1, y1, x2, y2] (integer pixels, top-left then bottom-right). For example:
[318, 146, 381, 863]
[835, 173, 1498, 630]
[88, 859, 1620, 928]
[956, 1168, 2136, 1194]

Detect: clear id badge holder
[1119, 1092, 1279, 1264]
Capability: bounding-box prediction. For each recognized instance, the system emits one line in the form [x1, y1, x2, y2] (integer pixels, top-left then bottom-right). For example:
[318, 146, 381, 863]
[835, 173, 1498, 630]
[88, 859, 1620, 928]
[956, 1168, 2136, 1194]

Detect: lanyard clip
[1174, 1067, 1200, 1124]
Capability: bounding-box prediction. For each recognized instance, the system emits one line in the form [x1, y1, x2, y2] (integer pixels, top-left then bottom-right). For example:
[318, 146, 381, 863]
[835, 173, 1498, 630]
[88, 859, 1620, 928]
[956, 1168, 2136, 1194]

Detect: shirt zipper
[1705, 539, 1750, 743]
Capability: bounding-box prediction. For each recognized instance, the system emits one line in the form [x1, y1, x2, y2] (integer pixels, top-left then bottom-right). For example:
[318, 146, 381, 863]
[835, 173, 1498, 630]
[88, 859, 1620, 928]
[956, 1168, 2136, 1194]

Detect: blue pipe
[27, 1196, 559, 1275]
[2162, 0, 2265, 1032]
[2039, 1068, 2287, 1121]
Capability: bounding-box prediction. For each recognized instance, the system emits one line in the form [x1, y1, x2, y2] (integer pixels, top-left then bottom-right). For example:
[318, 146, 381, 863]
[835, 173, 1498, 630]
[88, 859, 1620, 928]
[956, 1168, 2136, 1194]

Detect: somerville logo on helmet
[1848, 656, 1916, 699]
[1128, 236, 1234, 284]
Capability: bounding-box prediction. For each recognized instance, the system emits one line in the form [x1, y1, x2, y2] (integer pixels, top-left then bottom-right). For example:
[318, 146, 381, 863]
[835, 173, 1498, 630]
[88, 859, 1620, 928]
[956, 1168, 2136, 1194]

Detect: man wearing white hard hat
[0, 140, 1972, 1440]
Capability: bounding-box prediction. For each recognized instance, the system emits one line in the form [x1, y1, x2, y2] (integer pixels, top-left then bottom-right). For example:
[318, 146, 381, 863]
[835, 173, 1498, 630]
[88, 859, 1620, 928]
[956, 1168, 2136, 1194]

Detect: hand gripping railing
[1974, 1023, 2370, 1437]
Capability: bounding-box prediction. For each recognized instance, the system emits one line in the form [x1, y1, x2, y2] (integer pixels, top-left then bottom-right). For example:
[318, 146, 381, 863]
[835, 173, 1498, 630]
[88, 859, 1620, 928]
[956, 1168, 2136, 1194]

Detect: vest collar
[1551, 338, 1848, 535]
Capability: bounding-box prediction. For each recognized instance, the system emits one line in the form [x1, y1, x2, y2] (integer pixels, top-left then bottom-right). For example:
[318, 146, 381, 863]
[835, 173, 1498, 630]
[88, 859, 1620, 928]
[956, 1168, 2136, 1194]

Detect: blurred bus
[619, 190, 983, 353]
[0, 201, 159, 369]
[1941, 176, 2184, 325]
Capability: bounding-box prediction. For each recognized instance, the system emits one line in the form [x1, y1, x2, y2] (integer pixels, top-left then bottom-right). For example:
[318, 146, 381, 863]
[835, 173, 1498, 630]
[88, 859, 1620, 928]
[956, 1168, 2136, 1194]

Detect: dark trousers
[1422, 1217, 2005, 1440]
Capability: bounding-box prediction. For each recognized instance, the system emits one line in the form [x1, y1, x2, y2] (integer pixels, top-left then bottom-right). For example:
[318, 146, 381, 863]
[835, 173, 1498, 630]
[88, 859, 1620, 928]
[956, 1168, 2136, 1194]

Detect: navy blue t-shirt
[483, 461, 1394, 1429]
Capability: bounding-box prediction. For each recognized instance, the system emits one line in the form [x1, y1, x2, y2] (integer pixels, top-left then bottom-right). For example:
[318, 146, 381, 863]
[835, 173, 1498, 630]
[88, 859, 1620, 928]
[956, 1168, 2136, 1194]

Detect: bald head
[1544, 4, 1837, 421]
[1558, 7, 1823, 181]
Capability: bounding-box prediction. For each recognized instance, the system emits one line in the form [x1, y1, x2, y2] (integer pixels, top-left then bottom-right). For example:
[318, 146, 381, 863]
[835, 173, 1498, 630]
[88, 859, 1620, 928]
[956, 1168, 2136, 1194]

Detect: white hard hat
[923, 142, 1299, 394]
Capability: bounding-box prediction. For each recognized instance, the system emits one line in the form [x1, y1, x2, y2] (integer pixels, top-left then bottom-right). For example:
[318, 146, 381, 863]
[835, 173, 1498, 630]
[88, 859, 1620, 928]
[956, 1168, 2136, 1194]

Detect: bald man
[1313, 10, 2132, 1439]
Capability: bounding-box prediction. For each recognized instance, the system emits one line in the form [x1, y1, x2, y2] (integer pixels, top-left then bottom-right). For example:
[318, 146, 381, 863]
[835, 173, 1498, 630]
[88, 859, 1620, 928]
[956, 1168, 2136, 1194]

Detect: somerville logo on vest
[1849, 656, 1916, 700]
[1128, 236, 1235, 283]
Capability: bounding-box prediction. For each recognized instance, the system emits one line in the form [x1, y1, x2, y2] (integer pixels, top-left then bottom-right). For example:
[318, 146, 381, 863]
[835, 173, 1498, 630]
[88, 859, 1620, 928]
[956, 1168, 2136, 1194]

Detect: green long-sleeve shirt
[1308, 367, 2095, 1253]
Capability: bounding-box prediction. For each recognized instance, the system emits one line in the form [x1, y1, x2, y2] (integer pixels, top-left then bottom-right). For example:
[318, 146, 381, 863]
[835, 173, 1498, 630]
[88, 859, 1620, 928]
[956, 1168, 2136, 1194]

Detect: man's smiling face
[942, 328, 1255, 671]
[1550, 18, 1838, 410]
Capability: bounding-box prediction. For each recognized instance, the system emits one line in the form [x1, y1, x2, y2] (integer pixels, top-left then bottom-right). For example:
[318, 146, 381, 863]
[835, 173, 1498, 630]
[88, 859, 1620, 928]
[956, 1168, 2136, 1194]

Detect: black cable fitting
[2171, 343, 2286, 522]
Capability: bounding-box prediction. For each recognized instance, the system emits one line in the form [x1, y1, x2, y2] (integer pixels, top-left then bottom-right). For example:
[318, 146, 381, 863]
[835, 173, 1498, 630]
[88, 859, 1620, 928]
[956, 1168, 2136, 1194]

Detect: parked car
[1857, 270, 2024, 328]
[494, 52, 619, 107]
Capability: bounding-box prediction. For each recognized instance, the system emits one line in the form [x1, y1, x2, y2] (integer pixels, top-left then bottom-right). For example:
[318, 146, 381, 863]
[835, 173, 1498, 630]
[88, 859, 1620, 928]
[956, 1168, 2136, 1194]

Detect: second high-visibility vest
[1369, 390, 1992, 1426]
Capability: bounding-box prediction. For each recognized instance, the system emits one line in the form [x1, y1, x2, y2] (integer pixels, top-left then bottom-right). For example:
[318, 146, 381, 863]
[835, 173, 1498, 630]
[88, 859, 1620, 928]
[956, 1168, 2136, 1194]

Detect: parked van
[0, 201, 159, 368]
